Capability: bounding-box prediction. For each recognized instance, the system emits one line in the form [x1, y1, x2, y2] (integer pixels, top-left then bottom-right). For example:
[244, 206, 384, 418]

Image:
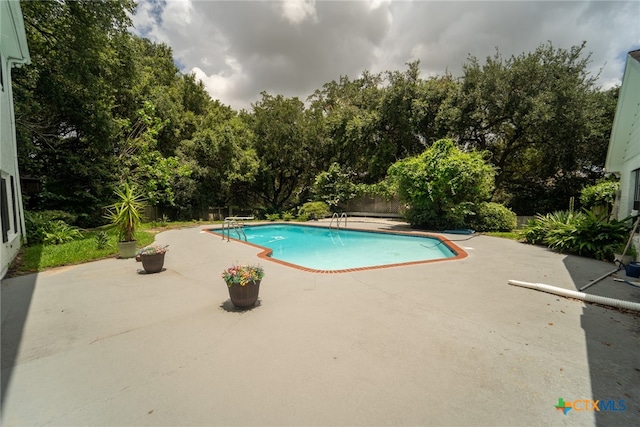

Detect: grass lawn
[485, 230, 523, 240]
[8, 221, 219, 276]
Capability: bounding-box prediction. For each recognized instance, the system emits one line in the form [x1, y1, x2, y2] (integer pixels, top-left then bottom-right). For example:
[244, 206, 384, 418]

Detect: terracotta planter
[227, 280, 261, 308]
[141, 252, 165, 273]
[118, 241, 138, 259]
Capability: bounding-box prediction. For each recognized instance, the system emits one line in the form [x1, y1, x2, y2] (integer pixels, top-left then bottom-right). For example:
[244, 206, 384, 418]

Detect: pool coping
[204, 222, 468, 273]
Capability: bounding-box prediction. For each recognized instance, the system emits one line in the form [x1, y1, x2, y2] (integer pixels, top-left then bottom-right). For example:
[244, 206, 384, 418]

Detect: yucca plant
[105, 182, 146, 243]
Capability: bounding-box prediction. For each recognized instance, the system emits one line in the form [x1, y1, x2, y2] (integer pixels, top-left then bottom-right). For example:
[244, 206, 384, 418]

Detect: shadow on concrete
[219, 299, 261, 313]
[562, 254, 640, 426]
[1, 271, 38, 410]
[136, 267, 167, 275]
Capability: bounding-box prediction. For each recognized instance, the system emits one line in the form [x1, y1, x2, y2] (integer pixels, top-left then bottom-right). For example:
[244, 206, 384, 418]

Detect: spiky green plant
[94, 231, 110, 249]
[105, 182, 146, 242]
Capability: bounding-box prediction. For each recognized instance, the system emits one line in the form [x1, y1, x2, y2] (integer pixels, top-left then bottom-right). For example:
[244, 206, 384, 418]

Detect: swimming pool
[210, 223, 465, 272]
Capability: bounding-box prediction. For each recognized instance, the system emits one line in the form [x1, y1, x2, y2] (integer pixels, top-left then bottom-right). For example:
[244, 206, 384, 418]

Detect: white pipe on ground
[508, 280, 640, 312]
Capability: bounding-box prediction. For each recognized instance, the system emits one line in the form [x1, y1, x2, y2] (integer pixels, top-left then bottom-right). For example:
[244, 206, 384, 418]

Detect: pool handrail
[222, 219, 247, 242]
[329, 212, 348, 229]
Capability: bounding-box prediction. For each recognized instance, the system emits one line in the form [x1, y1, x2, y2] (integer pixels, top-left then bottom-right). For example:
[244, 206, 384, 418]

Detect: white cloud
[161, 0, 193, 31]
[369, 0, 391, 10]
[279, 0, 318, 25]
[132, 0, 640, 111]
[191, 56, 250, 110]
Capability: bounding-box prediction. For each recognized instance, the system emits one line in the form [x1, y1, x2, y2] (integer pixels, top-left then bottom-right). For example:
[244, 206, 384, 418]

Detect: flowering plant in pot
[222, 264, 264, 308]
[137, 244, 169, 256]
[136, 244, 168, 274]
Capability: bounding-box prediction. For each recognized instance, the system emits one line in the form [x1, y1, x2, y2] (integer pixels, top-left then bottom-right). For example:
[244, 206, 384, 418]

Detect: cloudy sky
[132, 0, 640, 111]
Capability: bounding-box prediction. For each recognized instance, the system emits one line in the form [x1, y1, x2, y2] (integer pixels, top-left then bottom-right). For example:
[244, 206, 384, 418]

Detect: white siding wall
[608, 53, 640, 221]
[1, 51, 22, 278]
[617, 79, 640, 220]
[617, 158, 640, 219]
[0, 0, 29, 278]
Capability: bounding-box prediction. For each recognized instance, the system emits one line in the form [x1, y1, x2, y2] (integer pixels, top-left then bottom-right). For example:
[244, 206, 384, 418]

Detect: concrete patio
[1, 220, 639, 426]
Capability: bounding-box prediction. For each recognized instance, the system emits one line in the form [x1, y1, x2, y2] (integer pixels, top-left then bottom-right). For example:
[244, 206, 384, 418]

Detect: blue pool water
[212, 224, 458, 271]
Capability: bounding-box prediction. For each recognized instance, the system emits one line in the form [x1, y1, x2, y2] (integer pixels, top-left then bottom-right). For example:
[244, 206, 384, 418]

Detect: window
[1, 177, 9, 243]
[633, 169, 640, 212]
[10, 176, 17, 232]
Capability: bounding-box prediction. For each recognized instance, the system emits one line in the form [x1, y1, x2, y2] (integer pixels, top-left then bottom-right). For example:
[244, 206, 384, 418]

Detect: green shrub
[266, 213, 280, 221]
[281, 212, 295, 221]
[313, 163, 357, 209]
[522, 210, 630, 260]
[298, 201, 330, 219]
[25, 210, 79, 245]
[355, 179, 398, 199]
[40, 210, 78, 224]
[580, 180, 619, 210]
[388, 138, 495, 229]
[472, 202, 517, 232]
[43, 220, 84, 245]
[521, 210, 576, 245]
[297, 214, 309, 222]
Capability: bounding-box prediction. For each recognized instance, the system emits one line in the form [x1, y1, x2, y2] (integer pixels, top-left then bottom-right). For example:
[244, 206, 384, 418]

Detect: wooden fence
[343, 196, 404, 218]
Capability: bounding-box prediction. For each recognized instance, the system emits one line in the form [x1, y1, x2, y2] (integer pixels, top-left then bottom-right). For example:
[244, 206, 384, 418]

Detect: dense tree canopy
[246, 93, 319, 212]
[12, 1, 618, 224]
[176, 106, 258, 215]
[14, 0, 135, 225]
[448, 42, 617, 213]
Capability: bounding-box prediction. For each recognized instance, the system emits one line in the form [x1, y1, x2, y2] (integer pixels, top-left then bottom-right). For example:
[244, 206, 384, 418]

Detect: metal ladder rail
[222, 219, 247, 241]
[234, 221, 247, 241]
[339, 212, 348, 228]
[329, 212, 339, 229]
[222, 219, 229, 241]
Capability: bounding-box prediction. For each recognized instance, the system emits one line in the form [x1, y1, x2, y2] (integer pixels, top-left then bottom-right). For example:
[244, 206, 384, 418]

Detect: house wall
[1, 0, 30, 278]
[606, 52, 640, 220]
[604, 51, 640, 256]
[618, 61, 640, 220]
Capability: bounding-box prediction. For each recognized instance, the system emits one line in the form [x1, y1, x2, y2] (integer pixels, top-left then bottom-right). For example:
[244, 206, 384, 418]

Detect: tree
[176, 107, 258, 217]
[376, 62, 425, 168]
[308, 72, 384, 181]
[449, 42, 616, 214]
[307, 64, 457, 184]
[14, 3, 219, 223]
[389, 139, 495, 229]
[14, 0, 136, 226]
[247, 93, 318, 212]
[117, 102, 191, 207]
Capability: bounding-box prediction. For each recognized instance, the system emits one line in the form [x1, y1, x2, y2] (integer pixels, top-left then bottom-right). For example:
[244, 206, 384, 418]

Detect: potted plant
[137, 244, 168, 273]
[222, 264, 265, 308]
[105, 182, 146, 259]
